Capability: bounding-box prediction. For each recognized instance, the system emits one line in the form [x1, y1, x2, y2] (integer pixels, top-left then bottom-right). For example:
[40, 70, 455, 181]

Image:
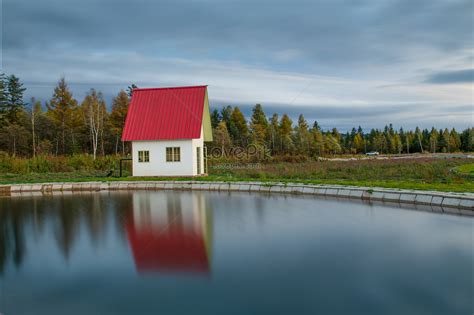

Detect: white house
[122, 85, 213, 177]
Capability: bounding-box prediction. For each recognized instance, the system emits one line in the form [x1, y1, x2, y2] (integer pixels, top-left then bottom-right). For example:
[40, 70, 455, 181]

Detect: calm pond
[0, 191, 472, 315]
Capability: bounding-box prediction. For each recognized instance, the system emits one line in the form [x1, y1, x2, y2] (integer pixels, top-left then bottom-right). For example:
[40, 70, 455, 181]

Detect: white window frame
[166, 147, 181, 162]
[138, 150, 149, 163]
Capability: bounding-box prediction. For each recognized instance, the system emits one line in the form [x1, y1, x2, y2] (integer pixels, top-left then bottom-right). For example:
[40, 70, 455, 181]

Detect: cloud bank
[1, 0, 473, 130]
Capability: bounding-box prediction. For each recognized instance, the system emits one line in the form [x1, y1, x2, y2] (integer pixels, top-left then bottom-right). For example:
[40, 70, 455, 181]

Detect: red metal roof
[122, 85, 207, 141]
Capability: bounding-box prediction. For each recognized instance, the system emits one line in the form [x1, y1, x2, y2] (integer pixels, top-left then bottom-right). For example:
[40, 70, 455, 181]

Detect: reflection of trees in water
[12, 209, 26, 267]
[0, 199, 27, 273]
[80, 193, 110, 249]
[0, 191, 213, 275]
[54, 196, 81, 260]
[0, 204, 13, 274]
[110, 192, 134, 244]
[0, 192, 134, 274]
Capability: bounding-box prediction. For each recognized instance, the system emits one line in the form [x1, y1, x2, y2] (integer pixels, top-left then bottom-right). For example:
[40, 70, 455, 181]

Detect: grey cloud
[1, 0, 472, 130]
[425, 69, 474, 84]
[3, 0, 473, 69]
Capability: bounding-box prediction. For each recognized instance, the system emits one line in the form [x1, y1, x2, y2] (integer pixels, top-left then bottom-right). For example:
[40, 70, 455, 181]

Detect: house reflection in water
[126, 191, 213, 274]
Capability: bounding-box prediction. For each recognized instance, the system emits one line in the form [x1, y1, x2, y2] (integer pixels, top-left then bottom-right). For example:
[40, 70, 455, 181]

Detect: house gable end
[202, 90, 213, 142]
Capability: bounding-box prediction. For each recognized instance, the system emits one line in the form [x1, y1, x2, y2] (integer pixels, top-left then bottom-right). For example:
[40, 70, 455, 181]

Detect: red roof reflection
[126, 219, 209, 273]
[125, 192, 212, 274]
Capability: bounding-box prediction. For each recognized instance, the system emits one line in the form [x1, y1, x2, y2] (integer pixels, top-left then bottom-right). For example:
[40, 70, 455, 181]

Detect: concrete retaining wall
[1, 181, 473, 211]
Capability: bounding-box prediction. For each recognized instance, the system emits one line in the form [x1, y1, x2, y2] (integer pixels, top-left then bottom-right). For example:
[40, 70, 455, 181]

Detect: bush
[0, 154, 123, 174]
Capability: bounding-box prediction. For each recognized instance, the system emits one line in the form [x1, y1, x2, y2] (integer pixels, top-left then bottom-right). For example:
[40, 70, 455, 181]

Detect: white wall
[191, 125, 205, 175]
[131, 126, 205, 177]
[132, 191, 208, 234]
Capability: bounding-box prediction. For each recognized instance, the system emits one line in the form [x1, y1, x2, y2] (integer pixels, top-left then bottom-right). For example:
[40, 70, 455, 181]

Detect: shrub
[0, 154, 123, 174]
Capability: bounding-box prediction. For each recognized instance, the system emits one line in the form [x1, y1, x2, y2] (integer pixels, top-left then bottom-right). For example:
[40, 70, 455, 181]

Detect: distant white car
[366, 151, 379, 156]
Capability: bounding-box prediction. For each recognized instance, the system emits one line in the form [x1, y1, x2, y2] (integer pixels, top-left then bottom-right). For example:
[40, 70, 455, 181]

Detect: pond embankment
[1, 181, 473, 213]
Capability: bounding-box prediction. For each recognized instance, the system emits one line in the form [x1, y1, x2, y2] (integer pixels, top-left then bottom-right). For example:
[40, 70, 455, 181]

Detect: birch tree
[81, 89, 107, 159]
[29, 97, 42, 157]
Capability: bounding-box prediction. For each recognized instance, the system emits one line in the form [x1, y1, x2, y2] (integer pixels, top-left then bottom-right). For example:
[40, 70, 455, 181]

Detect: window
[166, 147, 173, 162]
[138, 150, 149, 163]
[174, 147, 181, 162]
[166, 147, 181, 162]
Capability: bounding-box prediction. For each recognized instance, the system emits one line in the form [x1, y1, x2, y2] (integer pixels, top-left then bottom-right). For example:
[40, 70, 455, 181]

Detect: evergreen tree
[220, 106, 233, 131]
[312, 121, 321, 131]
[331, 128, 341, 143]
[353, 133, 364, 153]
[250, 104, 268, 145]
[229, 107, 248, 146]
[0, 123, 29, 156]
[342, 131, 351, 153]
[392, 133, 402, 154]
[294, 114, 310, 154]
[373, 132, 387, 153]
[4, 74, 26, 124]
[310, 128, 325, 156]
[350, 127, 357, 140]
[450, 128, 461, 152]
[422, 128, 430, 150]
[47, 77, 79, 155]
[35, 111, 55, 155]
[279, 114, 293, 153]
[212, 121, 232, 153]
[441, 128, 451, 152]
[460, 128, 474, 152]
[269, 113, 280, 153]
[210, 109, 221, 129]
[325, 134, 341, 155]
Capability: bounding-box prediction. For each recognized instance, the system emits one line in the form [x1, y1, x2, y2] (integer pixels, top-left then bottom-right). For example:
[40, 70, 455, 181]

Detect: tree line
[209, 104, 473, 157]
[0, 73, 132, 158]
[0, 73, 472, 159]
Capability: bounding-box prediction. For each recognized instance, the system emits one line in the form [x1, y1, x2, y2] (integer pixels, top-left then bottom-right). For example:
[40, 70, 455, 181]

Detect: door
[196, 147, 201, 175]
[204, 146, 208, 174]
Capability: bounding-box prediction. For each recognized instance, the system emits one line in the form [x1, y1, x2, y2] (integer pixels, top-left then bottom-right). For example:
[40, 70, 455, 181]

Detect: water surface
[0, 191, 472, 315]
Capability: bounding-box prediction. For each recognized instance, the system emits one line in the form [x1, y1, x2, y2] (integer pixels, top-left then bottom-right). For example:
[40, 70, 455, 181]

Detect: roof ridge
[133, 85, 207, 92]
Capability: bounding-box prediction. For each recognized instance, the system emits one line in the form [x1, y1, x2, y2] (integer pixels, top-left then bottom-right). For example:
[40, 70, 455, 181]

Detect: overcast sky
[1, 0, 473, 131]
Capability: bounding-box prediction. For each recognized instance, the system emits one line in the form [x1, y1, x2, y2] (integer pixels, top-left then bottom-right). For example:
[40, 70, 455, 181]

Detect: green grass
[0, 174, 472, 193]
[454, 163, 474, 177]
[0, 158, 473, 193]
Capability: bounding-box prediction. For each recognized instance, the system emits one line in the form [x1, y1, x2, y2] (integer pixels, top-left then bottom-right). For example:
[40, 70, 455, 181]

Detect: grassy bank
[0, 154, 472, 193]
[205, 158, 474, 192]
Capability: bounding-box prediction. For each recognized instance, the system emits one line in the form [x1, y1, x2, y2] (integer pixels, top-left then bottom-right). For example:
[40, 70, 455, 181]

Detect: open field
[0, 154, 472, 193]
[205, 157, 474, 193]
